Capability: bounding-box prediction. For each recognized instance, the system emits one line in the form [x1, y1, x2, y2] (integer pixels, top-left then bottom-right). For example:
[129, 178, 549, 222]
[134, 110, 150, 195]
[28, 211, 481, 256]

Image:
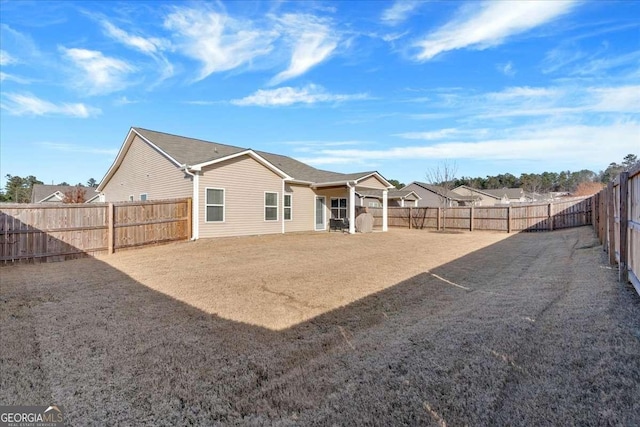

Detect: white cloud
[60, 47, 135, 95]
[487, 86, 560, 100]
[0, 72, 31, 84]
[0, 93, 100, 117]
[395, 128, 463, 140]
[498, 61, 516, 77]
[414, 1, 576, 61]
[381, 1, 421, 25]
[270, 14, 338, 85]
[301, 122, 639, 166]
[231, 84, 368, 106]
[164, 6, 276, 81]
[99, 20, 174, 81]
[38, 142, 118, 155]
[0, 49, 17, 65]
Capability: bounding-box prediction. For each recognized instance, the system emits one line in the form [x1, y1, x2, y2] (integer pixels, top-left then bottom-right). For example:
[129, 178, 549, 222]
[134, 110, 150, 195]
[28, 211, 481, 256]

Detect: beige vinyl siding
[283, 184, 316, 232]
[403, 183, 446, 208]
[452, 186, 497, 206]
[357, 175, 389, 190]
[102, 135, 192, 202]
[198, 155, 283, 238]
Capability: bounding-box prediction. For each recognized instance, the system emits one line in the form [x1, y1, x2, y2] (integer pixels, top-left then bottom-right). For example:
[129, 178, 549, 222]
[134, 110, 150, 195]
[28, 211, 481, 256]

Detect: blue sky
[1, 0, 638, 188]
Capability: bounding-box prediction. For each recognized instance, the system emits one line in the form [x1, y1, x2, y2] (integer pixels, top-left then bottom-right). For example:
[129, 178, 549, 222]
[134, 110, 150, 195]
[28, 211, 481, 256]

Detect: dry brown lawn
[1, 227, 639, 425]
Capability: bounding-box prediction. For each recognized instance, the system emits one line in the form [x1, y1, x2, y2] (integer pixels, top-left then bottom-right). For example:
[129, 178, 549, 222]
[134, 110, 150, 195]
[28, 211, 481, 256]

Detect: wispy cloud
[60, 47, 135, 95]
[300, 122, 639, 166]
[231, 84, 368, 106]
[0, 93, 100, 117]
[99, 19, 174, 81]
[395, 128, 478, 140]
[497, 61, 516, 77]
[38, 142, 118, 155]
[0, 72, 31, 84]
[0, 49, 17, 65]
[381, 1, 421, 26]
[270, 14, 338, 85]
[164, 6, 276, 81]
[414, 1, 576, 61]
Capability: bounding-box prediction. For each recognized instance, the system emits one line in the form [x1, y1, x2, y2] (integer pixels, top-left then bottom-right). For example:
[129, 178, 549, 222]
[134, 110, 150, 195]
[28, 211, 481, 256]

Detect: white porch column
[382, 189, 388, 232]
[400, 198, 405, 208]
[349, 185, 356, 234]
[192, 172, 199, 240]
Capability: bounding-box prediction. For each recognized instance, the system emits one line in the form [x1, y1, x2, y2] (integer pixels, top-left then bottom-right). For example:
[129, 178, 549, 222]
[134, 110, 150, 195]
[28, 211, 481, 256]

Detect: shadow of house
[1, 213, 638, 426]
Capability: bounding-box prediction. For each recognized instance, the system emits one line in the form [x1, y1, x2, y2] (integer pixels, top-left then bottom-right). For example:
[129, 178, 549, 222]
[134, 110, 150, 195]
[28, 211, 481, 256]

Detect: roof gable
[98, 127, 393, 190]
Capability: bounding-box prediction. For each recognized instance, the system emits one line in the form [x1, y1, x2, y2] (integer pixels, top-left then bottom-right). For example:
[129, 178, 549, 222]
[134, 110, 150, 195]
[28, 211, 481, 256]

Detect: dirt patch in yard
[1, 227, 639, 425]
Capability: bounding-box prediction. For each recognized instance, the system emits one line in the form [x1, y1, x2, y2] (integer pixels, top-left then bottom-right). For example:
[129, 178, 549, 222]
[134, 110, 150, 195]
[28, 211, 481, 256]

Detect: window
[128, 195, 134, 202]
[368, 201, 380, 208]
[206, 188, 224, 222]
[331, 198, 347, 219]
[140, 193, 148, 201]
[284, 194, 292, 221]
[265, 192, 278, 221]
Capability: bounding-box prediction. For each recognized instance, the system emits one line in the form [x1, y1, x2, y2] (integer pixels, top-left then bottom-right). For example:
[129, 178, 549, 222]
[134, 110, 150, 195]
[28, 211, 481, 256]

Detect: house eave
[190, 150, 293, 180]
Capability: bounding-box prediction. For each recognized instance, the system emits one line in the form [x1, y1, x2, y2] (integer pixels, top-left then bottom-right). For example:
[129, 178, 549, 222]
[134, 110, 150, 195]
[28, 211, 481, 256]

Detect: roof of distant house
[406, 182, 478, 202]
[31, 184, 97, 203]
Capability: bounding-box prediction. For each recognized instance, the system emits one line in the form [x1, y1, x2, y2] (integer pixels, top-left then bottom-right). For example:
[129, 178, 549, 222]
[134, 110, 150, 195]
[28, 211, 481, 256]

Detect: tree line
[431, 154, 638, 194]
[1, 176, 98, 203]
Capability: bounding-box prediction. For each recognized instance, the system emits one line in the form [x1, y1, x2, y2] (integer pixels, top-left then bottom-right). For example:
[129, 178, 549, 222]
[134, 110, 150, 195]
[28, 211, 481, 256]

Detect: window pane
[339, 198, 347, 208]
[284, 194, 292, 207]
[265, 206, 277, 221]
[331, 199, 339, 208]
[206, 206, 223, 222]
[207, 189, 223, 205]
[284, 207, 292, 220]
[265, 192, 277, 206]
[140, 194, 147, 201]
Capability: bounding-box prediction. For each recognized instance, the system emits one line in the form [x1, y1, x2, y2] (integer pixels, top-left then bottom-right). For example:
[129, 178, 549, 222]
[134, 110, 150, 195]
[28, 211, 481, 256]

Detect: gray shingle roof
[481, 188, 525, 199]
[133, 127, 380, 185]
[31, 184, 96, 203]
[409, 182, 478, 201]
[356, 189, 419, 200]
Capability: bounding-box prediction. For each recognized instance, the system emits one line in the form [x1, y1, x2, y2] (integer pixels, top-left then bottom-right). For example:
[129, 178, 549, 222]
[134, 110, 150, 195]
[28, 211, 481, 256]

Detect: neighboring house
[356, 189, 421, 208]
[97, 127, 394, 238]
[452, 185, 534, 206]
[30, 184, 100, 204]
[402, 182, 477, 207]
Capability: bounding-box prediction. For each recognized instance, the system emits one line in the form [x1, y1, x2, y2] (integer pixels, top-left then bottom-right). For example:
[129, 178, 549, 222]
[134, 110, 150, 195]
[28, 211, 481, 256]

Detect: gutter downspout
[181, 165, 199, 240]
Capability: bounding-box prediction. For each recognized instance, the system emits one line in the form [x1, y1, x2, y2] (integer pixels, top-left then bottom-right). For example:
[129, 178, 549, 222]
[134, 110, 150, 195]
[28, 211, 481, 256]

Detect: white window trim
[205, 187, 225, 223]
[265, 191, 278, 222]
[128, 195, 134, 202]
[284, 193, 293, 221]
[140, 193, 148, 201]
[330, 197, 348, 219]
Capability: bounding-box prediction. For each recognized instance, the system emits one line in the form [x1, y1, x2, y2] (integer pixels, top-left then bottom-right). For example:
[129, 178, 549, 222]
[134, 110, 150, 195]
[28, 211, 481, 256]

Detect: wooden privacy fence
[0, 198, 191, 263]
[367, 198, 593, 233]
[592, 165, 640, 294]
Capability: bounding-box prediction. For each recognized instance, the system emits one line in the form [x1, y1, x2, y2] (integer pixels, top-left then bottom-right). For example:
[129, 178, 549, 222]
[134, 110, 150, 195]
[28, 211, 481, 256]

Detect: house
[401, 182, 478, 207]
[96, 127, 394, 238]
[451, 185, 534, 206]
[30, 184, 100, 204]
[356, 189, 421, 208]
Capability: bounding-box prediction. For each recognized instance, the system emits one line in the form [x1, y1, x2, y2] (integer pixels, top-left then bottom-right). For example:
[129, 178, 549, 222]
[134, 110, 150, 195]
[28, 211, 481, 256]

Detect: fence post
[186, 198, 193, 239]
[548, 203, 554, 231]
[107, 203, 115, 254]
[608, 181, 616, 265]
[437, 207, 441, 231]
[408, 207, 412, 229]
[507, 206, 511, 233]
[619, 172, 629, 282]
[470, 206, 474, 232]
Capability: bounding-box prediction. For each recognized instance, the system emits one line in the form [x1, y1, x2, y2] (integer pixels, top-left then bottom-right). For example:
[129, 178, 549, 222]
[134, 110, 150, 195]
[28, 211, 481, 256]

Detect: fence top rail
[0, 198, 190, 210]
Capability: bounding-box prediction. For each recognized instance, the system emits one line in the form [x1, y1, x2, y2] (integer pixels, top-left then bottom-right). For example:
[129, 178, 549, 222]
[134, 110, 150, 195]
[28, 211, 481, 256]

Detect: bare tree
[425, 160, 458, 231]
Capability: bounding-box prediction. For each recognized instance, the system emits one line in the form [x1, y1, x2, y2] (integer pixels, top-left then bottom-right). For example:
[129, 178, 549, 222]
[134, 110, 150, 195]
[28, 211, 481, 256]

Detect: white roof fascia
[353, 172, 394, 189]
[190, 150, 293, 180]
